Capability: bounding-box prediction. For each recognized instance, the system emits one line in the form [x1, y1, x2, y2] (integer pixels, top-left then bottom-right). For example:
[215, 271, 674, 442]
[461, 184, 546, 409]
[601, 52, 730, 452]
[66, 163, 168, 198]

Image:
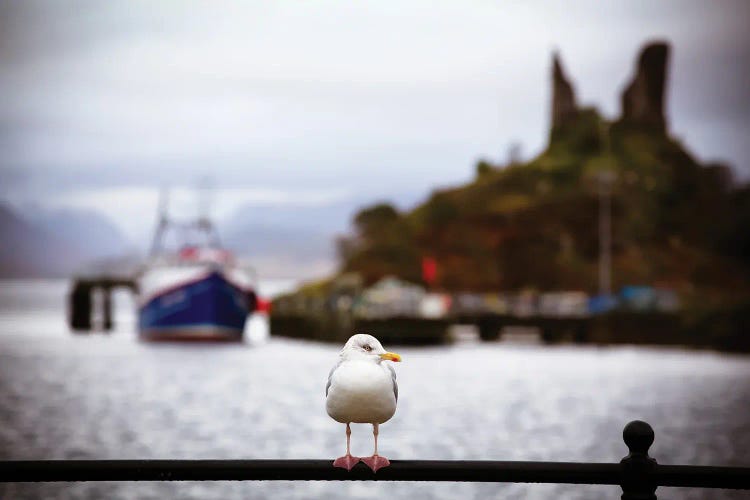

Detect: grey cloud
[1, 0, 749, 209]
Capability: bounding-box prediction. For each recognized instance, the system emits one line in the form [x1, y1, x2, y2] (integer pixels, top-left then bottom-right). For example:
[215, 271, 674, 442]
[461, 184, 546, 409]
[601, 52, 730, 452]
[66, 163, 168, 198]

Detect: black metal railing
[1, 421, 748, 499]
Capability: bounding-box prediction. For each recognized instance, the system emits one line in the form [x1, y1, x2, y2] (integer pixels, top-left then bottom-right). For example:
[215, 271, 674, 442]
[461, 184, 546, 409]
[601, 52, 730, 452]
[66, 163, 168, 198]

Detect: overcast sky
[1, 0, 748, 242]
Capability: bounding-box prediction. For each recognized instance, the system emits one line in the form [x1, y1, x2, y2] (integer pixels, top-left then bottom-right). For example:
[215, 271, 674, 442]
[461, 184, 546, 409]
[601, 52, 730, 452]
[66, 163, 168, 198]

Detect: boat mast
[149, 188, 170, 257]
[148, 185, 222, 255]
[196, 178, 221, 249]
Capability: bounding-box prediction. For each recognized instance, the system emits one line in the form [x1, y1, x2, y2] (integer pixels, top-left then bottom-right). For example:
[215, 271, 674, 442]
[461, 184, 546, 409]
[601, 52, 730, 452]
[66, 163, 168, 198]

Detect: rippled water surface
[1, 280, 749, 500]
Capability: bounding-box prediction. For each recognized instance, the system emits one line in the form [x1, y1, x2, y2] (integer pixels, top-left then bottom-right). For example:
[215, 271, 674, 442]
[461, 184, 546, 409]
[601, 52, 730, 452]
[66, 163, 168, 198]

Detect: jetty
[68, 276, 137, 332]
[271, 272, 670, 346]
[270, 305, 683, 347]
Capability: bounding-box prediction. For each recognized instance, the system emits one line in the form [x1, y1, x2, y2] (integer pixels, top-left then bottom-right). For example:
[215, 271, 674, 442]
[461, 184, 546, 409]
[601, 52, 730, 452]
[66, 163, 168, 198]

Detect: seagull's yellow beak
[380, 352, 402, 362]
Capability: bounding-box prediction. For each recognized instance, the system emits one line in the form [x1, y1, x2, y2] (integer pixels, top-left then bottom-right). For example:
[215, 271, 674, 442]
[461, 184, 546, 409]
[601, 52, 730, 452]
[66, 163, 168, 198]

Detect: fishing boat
[137, 207, 257, 342]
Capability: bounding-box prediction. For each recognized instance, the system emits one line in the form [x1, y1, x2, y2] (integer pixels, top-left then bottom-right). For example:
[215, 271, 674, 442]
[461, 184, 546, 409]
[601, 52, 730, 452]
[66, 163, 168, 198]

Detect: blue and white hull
[138, 266, 254, 342]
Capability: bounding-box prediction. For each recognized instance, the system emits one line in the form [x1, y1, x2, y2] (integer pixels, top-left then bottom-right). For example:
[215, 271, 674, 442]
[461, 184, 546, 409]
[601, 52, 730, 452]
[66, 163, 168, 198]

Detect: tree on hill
[338, 203, 422, 286]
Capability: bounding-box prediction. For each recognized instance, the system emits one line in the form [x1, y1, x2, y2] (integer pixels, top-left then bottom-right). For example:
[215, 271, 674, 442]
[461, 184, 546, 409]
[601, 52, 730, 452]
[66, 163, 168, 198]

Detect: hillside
[0, 203, 134, 278]
[220, 202, 344, 279]
[336, 42, 750, 296]
[0, 203, 79, 277]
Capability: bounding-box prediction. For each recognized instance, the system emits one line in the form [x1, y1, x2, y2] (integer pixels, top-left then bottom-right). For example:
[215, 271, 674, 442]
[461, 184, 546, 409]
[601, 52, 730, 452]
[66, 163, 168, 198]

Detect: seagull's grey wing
[387, 363, 398, 402]
[325, 361, 342, 397]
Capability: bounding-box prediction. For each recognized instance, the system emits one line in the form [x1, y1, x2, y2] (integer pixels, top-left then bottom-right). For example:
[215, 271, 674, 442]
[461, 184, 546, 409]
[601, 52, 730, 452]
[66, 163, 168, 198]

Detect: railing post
[620, 420, 657, 500]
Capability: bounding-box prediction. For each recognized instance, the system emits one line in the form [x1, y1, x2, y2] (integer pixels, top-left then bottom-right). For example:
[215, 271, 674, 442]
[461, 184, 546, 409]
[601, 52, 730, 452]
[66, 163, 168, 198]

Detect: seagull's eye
[363, 345, 372, 352]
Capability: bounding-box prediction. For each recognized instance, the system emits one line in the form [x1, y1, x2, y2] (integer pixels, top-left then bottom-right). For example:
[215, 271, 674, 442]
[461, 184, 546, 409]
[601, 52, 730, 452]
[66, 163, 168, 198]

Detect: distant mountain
[219, 202, 350, 278]
[0, 203, 78, 277]
[221, 222, 336, 279]
[26, 207, 132, 261]
[1, 198, 348, 279]
[222, 202, 352, 233]
[0, 203, 135, 278]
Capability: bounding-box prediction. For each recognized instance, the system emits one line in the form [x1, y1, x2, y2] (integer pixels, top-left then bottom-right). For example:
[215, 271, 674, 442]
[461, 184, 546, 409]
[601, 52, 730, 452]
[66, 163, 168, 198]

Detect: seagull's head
[340, 334, 402, 363]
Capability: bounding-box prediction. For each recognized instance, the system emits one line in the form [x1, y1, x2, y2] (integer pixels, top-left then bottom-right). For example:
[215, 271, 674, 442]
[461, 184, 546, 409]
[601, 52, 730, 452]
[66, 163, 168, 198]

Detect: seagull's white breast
[326, 360, 397, 424]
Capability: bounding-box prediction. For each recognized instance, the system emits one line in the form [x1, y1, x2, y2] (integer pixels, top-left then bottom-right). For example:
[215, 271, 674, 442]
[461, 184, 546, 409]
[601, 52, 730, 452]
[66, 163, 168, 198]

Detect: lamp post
[598, 170, 616, 297]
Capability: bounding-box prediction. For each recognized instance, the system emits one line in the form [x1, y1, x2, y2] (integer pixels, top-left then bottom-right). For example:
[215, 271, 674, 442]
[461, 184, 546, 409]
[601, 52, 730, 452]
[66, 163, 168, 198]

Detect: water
[1, 280, 748, 500]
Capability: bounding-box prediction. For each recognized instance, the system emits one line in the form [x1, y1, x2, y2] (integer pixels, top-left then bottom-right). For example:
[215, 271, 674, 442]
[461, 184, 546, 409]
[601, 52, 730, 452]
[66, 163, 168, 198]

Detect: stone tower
[620, 42, 670, 131]
[550, 52, 578, 132]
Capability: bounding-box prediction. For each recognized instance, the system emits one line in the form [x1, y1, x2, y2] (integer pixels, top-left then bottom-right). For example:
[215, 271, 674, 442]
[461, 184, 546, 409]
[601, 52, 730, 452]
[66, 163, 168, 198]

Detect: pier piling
[69, 283, 92, 331]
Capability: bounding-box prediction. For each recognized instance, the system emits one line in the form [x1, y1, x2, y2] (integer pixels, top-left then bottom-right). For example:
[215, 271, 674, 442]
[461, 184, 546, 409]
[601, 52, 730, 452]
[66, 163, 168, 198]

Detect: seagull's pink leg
[333, 423, 360, 471]
[361, 423, 390, 472]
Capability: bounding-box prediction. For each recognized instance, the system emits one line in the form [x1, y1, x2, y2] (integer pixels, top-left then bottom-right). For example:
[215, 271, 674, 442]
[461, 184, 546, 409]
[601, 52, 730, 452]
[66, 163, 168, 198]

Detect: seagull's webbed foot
[361, 454, 390, 472]
[332, 454, 361, 471]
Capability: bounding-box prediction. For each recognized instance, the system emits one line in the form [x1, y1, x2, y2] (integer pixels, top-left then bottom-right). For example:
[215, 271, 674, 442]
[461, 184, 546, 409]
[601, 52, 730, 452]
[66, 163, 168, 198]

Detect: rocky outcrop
[620, 42, 670, 131]
[550, 52, 578, 132]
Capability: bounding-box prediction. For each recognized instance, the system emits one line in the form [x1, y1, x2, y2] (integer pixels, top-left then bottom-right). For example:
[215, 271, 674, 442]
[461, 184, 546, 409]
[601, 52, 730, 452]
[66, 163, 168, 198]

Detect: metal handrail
[1, 421, 748, 498]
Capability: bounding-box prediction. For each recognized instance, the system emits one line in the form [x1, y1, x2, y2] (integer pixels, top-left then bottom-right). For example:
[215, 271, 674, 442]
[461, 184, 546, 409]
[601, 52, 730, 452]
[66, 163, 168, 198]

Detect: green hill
[336, 42, 750, 297]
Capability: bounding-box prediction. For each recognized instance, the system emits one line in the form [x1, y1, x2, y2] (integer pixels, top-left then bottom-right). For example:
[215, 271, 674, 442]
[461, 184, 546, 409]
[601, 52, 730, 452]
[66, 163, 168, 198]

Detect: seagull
[326, 334, 401, 472]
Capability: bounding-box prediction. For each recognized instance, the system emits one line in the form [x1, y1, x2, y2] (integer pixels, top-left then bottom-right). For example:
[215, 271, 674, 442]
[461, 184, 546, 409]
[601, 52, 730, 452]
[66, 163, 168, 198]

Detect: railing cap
[623, 420, 654, 455]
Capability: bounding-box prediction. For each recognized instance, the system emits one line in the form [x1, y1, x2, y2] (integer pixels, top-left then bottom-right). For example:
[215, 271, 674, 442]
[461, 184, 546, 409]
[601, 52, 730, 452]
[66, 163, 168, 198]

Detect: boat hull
[138, 270, 250, 342]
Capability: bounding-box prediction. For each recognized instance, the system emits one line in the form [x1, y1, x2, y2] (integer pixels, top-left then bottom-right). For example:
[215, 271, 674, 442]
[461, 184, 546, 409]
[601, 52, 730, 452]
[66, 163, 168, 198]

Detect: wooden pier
[269, 306, 686, 347]
[68, 276, 137, 332]
[466, 311, 683, 344]
[270, 313, 452, 345]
